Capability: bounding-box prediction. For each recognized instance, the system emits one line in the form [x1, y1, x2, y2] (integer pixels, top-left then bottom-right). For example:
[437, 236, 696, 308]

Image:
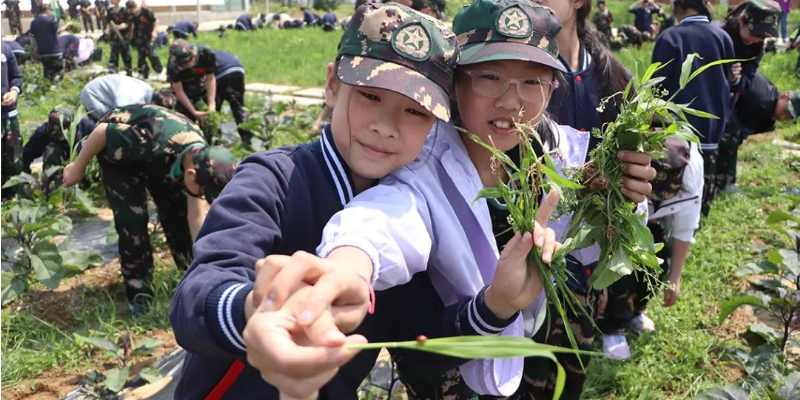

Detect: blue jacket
[58, 34, 80, 58]
[213, 50, 244, 79]
[170, 127, 488, 400]
[30, 14, 62, 56]
[1, 41, 22, 119]
[630, 6, 657, 33]
[173, 20, 197, 38]
[653, 16, 734, 147]
[22, 117, 96, 172]
[235, 14, 253, 30]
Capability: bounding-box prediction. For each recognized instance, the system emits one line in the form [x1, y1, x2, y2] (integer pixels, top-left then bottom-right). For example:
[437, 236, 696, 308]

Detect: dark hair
[575, 0, 631, 123]
[673, 0, 713, 20]
[125, 0, 135, 9]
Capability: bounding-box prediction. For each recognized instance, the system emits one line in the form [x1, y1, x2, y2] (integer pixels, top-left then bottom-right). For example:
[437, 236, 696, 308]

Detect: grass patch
[583, 127, 799, 400]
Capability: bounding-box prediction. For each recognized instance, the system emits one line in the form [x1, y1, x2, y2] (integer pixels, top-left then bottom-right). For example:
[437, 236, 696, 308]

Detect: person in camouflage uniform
[21, 106, 96, 178]
[126, 0, 162, 79]
[3, 0, 23, 37]
[106, 0, 132, 75]
[592, 0, 614, 47]
[167, 40, 218, 125]
[2, 40, 23, 200]
[30, 0, 42, 15]
[67, 0, 79, 19]
[79, 0, 95, 32]
[62, 104, 237, 313]
[94, 0, 107, 30]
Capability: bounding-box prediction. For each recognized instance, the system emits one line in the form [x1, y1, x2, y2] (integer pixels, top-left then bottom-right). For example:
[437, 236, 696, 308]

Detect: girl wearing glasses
[246, 0, 656, 398]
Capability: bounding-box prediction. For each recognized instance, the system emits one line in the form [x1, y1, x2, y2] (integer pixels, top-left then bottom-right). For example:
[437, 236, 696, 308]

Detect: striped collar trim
[558, 44, 592, 74]
[321, 125, 355, 207]
[680, 15, 709, 24]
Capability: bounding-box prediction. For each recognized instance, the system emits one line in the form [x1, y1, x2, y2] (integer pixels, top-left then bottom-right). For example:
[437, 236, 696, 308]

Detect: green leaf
[30, 242, 64, 289]
[746, 323, 780, 343]
[719, 295, 767, 323]
[589, 261, 626, 290]
[50, 215, 73, 236]
[745, 344, 785, 383]
[104, 366, 130, 393]
[1, 271, 26, 306]
[133, 338, 163, 355]
[779, 248, 800, 276]
[541, 164, 583, 189]
[692, 386, 750, 400]
[686, 57, 752, 84]
[106, 226, 119, 244]
[2, 173, 35, 189]
[75, 334, 120, 353]
[572, 224, 599, 250]
[681, 106, 718, 119]
[138, 366, 162, 384]
[679, 53, 699, 89]
[777, 372, 800, 400]
[768, 210, 800, 225]
[736, 261, 778, 277]
[767, 249, 784, 267]
[72, 187, 100, 213]
[61, 250, 104, 273]
[473, 187, 504, 203]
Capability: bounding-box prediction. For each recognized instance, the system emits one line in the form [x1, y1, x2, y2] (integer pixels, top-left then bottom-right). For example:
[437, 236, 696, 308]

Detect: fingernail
[260, 298, 275, 312]
[325, 330, 344, 343]
[298, 310, 313, 325]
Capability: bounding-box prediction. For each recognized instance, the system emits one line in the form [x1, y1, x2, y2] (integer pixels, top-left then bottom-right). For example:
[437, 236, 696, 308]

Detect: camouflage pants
[700, 148, 718, 217]
[1, 116, 23, 200]
[95, 10, 106, 30]
[41, 55, 64, 82]
[81, 11, 95, 32]
[7, 12, 23, 36]
[398, 295, 598, 400]
[135, 39, 163, 79]
[716, 128, 741, 193]
[98, 157, 192, 305]
[108, 41, 132, 75]
[216, 72, 253, 145]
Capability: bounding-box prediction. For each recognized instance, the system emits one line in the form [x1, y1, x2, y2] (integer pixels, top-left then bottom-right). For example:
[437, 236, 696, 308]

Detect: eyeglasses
[462, 70, 559, 104]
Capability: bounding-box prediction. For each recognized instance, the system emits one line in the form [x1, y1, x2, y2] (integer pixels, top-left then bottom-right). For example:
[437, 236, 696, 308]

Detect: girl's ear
[325, 62, 339, 109]
[574, 0, 586, 11]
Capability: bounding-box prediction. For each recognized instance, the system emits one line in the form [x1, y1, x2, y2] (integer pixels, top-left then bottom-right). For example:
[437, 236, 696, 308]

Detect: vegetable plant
[75, 332, 163, 396]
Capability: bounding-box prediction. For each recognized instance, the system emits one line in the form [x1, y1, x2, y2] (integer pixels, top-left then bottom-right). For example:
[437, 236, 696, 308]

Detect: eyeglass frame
[461, 69, 560, 103]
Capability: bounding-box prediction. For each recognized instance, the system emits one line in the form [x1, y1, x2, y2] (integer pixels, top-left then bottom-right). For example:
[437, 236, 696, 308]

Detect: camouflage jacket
[167, 44, 217, 99]
[131, 7, 157, 44]
[592, 11, 613, 36]
[3, 0, 21, 14]
[101, 104, 205, 173]
[106, 6, 131, 40]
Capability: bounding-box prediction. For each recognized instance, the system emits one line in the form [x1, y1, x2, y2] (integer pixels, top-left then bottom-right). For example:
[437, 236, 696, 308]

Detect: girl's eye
[479, 73, 500, 81]
[406, 108, 428, 117]
[524, 79, 542, 85]
[360, 91, 380, 101]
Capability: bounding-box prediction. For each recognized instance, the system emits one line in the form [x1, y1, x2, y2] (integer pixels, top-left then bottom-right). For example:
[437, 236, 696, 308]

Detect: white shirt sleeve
[460, 315, 525, 396]
[317, 180, 432, 290]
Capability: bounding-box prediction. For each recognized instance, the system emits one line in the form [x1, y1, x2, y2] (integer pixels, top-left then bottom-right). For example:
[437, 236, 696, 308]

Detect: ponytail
[575, 0, 631, 124]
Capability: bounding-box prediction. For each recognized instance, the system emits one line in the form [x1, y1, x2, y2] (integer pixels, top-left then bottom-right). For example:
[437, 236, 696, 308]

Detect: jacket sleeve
[22, 124, 49, 173]
[651, 33, 682, 98]
[169, 152, 292, 358]
[6, 45, 22, 93]
[317, 178, 432, 290]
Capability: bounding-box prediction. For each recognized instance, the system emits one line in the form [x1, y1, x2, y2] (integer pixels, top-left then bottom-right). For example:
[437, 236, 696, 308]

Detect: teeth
[492, 120, 511, 129]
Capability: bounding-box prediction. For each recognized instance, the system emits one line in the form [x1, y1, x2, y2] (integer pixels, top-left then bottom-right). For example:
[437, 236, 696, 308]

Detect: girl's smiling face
[455, 60, 557, 153]
[324, 62, 437, 192]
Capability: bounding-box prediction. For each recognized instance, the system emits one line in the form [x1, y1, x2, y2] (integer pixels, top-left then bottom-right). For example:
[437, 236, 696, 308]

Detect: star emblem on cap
[402, 26, 427, 51]
[392, 23, 432, 61]
[497, 6, 532, 38]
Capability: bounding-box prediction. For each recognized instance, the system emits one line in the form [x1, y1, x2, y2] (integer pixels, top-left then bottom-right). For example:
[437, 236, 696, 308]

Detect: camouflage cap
[789, 90, 800, 120]
[152, 89, 177, 109]
[336, 2, 460, 121]
[453, 0, 565, 73]
[169, 40, 197, 70]
[742, 0, 781, 38]
[648, 137, 690, 202]
[193, 146, 238, 204]
[48, 105, 74, 139]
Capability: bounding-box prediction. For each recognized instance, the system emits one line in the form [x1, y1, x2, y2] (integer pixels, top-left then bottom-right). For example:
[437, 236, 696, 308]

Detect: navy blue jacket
[213, 50, 244, 80]
[58, 34, 80, 58]
[1, 42, 22, 119]
[321, 11, 336, 28]
[235, 14, 253, 30]
[22, 117, 96, 172]
[630, 6, 657, 33]
[170, 126, 508, 400]
[30, 14, 61, 56]
[653, 16, 734, 147]
[173, 20, 197, 38]
[303, 9, 321, 25]
[154, 31, 169, 47]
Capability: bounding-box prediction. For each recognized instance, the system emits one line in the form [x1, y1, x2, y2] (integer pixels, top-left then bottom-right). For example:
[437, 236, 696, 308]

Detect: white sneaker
[631, 313, 656, 333]
[602, 335, 631, 360]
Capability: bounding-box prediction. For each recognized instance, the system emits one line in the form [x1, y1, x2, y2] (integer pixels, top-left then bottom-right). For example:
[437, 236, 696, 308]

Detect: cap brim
[459, 42, 567, 73]
[337, 55, 451, 122]
[750, 23, 777, 38]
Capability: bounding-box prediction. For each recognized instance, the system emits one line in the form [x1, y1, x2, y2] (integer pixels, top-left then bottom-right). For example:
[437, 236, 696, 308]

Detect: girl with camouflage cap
[169, 4, 462, 400]
[62, 104, 237, 314]
[255, 0, 654, 398]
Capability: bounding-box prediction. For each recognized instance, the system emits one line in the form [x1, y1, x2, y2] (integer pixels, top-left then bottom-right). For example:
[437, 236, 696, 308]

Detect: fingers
[535, 189, 560, 228]
[620, 176, 651, 203]
[617, 150, 652, 166]
[540, 228, 557, 264]
[252, 255, 292, 311]
[620, 162, 656, 182]
[295, 271, 370, 333]
[265, 251, 332, 312]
